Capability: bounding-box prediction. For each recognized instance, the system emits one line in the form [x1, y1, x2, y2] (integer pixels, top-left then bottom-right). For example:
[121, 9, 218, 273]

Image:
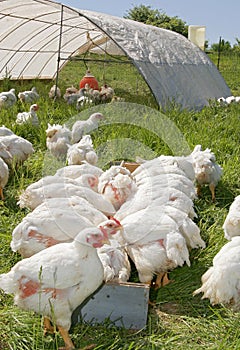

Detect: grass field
[0, 52, 240, 349]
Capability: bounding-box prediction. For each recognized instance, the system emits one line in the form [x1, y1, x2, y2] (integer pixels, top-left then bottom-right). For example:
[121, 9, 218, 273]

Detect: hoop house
[0, 0, 231, 109]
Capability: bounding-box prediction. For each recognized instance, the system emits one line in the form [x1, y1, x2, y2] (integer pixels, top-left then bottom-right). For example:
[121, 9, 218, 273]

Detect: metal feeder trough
[72, 281, 150, 330]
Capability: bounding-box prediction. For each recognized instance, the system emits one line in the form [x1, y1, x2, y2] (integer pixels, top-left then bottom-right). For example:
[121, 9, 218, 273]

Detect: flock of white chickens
[0, 86, 40, 127]
[0, 83, 117, 129]
[46, 112, 104, 163]
[62, 83, 117, 109]
[1, 91, 240, 349]
[217, 95, 240, 105]
[0, 125, 34, 199]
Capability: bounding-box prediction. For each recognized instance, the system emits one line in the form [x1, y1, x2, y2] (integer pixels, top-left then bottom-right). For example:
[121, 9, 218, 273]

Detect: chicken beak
[102, 237, 111, 245]
[100, 227, 111, 245]
[115, 225, 123, 233]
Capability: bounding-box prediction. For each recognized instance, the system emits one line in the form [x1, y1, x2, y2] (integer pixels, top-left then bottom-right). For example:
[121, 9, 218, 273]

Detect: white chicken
[97, 235, 131, 282]
[46, 123, 72, 159]
[102, 173, 137, 211]
[63, 86, 81, 105]
[0, 140, 13, 165]
[0, 134, 34, 165]
[0, 157, 9, 200]
[193, 236, 240, 309]
[119, 208, 191, 288]
[222, 195, 240, 240]
[0, 88, 17, 108]
[72, 173, 99, 192]
[55, 163, 103, 179]
[115, 186, 196, 221]
[225, 96, 237, 104]
[71, 112, 104, 143]
[66, 134, 98, 166]
[64, 85, 79, 95]
[76, 91, 94, 109]
[135, 172, 196, 201]
[98, 165, 133, 192]
[48, 85, 61, 99]
[134, 155, 195, 183]
[115, 174, 196, 223]
[189, 145, 223, 201]
[160, 188, 196, 219]
[18, 175, 116, 215]
[18, 87, 39, 103]
[115, 186, 196, 222]
[99, 84, 115, 102]
[0, 226, 112, 350]
[98, 165, 137, 211]
[0, 125, 14, 136]
[122, 204, 202, 288]
[217, 97, 227, 105]
[11, 197, 121, 258]
[65, 92, 83, 105]
[16, 104, 39, 126]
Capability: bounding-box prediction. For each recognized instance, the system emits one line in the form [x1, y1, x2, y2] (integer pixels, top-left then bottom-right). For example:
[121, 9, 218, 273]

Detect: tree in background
[124, 5, 237, 52]
[232, 38, 240, 52]
[211, 39, 232, 52]
[124, 5, 188, 38]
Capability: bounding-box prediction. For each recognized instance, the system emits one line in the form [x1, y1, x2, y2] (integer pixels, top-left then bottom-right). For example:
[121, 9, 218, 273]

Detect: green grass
[208, 52, 240, 95]
[1, 52, 240, 349]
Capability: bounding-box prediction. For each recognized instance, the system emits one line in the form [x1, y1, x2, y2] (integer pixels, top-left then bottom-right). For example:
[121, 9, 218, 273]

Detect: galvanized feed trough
[72, 282, 150, 330]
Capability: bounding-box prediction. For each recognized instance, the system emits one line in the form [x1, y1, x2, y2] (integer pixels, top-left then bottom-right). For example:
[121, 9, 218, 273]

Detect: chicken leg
[147, 274, 173, 307]
[58, 325, 75, 350]
[43, 317, 55, 335]
[154, 272, 172, 290]
[0, 187, 4, 200]
[196, 184, 201, 198]
[209, 183, 216, 202]
[44, 319, 75, 349]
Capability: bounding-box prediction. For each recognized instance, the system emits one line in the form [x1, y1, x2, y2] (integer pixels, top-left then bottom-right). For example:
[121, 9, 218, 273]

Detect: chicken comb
[109, 216, 121, 226]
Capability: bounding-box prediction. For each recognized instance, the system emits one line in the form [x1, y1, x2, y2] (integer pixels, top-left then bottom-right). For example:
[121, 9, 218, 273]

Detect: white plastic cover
[0, 0, 231, 109]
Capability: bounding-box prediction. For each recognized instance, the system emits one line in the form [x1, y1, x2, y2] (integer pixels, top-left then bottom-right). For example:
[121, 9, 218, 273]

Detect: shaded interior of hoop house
[0, 0, 231, 110]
